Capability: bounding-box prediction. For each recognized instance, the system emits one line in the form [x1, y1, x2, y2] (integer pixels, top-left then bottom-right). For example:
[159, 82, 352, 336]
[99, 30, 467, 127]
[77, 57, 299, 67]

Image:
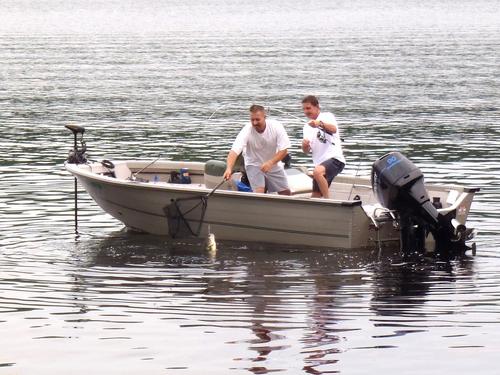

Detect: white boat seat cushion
[286, 168, 312, 194]
[113, 163, 133, 180]
[230, 168, 313, 194]
[446, 190, 459, 205]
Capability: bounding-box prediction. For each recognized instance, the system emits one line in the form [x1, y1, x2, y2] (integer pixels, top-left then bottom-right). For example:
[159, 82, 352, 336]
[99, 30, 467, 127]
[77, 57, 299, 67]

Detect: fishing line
[208, 104, 237, 120]
[347, 150, 365, 200]
[267, 107, 305, 123]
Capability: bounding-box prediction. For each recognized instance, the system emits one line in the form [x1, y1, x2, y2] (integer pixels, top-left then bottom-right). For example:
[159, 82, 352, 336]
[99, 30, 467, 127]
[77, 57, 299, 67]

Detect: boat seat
[286, 168, 312, 194]
[231, 168, 312, 194]
[204, 160, 232, 190]
[204, 160, 312, 194]
[446, 189, 459, 205]
[113, 162, 133, 180]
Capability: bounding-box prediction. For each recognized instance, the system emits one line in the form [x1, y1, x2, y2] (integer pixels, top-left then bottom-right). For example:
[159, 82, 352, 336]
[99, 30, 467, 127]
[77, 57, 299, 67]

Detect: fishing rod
[207, 178, 228, 197]
[130, 154, 162, 181]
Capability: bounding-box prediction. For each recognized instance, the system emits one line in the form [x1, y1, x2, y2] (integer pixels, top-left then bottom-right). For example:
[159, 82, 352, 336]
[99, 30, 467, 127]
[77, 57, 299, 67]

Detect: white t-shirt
[231, 119, 291, 168]
[303, 111, 345, 165]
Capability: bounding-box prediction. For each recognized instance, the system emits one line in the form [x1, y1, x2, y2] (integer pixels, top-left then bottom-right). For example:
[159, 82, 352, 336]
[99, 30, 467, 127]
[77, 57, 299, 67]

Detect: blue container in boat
[237, 181, 252, 192]
[180, 168, 191, 184]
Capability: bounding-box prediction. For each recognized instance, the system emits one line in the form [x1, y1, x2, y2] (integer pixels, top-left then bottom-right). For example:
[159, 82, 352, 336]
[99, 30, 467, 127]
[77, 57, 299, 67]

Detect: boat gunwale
[65, 162, 363, 207]
[333, 174, 480, 194]
[65, 160, 480, 205]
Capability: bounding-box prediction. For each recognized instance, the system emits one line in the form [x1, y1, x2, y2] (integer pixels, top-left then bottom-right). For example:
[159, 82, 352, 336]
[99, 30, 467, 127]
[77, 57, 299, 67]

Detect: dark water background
[1, 1, 499, 374]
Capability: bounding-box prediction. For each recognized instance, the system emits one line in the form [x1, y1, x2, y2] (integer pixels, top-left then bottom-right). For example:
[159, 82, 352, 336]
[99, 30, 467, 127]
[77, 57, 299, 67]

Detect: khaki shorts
[246, 165, 290, 193]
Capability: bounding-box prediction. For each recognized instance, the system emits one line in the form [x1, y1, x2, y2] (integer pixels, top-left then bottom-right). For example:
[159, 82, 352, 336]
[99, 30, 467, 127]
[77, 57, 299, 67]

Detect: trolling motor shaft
[64, 124, 87, 237]
[65, 124, 87, 164]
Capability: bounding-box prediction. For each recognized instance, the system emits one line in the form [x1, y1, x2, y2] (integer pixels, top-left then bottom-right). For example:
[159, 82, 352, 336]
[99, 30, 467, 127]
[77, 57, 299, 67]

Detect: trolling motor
[65, 124, 87, 164]
[64, 124, 88, 236]
[371, 151, 470, 256]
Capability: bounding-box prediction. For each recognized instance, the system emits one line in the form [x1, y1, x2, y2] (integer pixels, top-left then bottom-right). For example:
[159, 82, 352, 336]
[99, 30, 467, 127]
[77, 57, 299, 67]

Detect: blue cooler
[236, 181, 252, 192]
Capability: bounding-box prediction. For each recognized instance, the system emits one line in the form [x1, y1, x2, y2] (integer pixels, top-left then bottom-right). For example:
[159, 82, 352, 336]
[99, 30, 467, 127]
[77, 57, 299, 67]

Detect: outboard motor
[65, 124, 87, 164]
[371, 151, 468, 256]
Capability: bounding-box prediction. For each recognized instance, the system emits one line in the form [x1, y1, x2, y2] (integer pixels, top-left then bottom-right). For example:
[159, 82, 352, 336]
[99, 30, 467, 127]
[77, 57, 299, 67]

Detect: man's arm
[223, 150, 239, 180]
[308, 119, 337, 134]
[261, 149, 288, 173]
[224, 125, 249, 180]
[302, 139, 311, 153]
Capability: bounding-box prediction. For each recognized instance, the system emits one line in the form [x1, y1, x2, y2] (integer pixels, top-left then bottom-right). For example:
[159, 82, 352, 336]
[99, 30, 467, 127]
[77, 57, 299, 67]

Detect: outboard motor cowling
[372, 152, 439, 226]
[371, 151, 468, 256]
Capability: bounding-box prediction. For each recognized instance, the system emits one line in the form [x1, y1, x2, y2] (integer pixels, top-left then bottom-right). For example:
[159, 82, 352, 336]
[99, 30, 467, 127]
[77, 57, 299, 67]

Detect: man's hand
[260, 160, 274, 173]
[223, 168, 232, 181]
[308, 120, 321, 128]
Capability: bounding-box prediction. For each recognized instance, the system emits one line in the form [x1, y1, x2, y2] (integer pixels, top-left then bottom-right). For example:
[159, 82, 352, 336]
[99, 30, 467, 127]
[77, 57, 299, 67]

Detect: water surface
[1, 0, 499, 374]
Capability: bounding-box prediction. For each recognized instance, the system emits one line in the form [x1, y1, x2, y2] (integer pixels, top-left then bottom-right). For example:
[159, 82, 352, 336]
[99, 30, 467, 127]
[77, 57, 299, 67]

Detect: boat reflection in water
[65, 232, 477, 373]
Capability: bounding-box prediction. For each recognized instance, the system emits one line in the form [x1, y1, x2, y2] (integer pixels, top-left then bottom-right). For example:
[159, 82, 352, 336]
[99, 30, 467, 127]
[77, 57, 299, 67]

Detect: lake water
[1, 0, 499, 373]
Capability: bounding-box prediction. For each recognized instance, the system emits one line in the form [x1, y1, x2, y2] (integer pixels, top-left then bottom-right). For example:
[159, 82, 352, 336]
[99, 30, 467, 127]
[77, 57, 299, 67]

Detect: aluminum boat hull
[66, 160, 479, 250]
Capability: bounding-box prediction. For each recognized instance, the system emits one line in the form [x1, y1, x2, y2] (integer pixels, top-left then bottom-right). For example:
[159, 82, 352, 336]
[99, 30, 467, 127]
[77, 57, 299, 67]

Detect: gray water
[1, 0, 500, 374]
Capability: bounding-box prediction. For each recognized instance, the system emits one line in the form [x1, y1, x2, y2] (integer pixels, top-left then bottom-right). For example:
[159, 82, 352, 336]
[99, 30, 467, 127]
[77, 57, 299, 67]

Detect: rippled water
[1, 0, 499, 373]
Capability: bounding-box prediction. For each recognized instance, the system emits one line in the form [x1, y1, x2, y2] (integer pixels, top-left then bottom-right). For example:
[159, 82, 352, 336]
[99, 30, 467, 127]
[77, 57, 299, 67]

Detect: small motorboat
[64, 125, 479, 255]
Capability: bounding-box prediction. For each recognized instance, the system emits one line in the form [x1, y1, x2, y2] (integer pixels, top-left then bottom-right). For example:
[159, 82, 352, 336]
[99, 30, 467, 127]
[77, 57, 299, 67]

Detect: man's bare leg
[313, 165, 330, 198]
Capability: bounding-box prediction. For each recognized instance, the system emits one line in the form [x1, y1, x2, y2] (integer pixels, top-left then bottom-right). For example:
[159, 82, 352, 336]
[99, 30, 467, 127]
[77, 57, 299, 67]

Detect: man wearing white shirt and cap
[223, 104, 291, 195]
[301, 95, 345, 198]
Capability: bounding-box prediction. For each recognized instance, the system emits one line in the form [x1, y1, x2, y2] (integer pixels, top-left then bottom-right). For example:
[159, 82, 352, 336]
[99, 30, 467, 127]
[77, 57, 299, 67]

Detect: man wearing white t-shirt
[301, 95, 345, 198]
[223, 105, 291, 195]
